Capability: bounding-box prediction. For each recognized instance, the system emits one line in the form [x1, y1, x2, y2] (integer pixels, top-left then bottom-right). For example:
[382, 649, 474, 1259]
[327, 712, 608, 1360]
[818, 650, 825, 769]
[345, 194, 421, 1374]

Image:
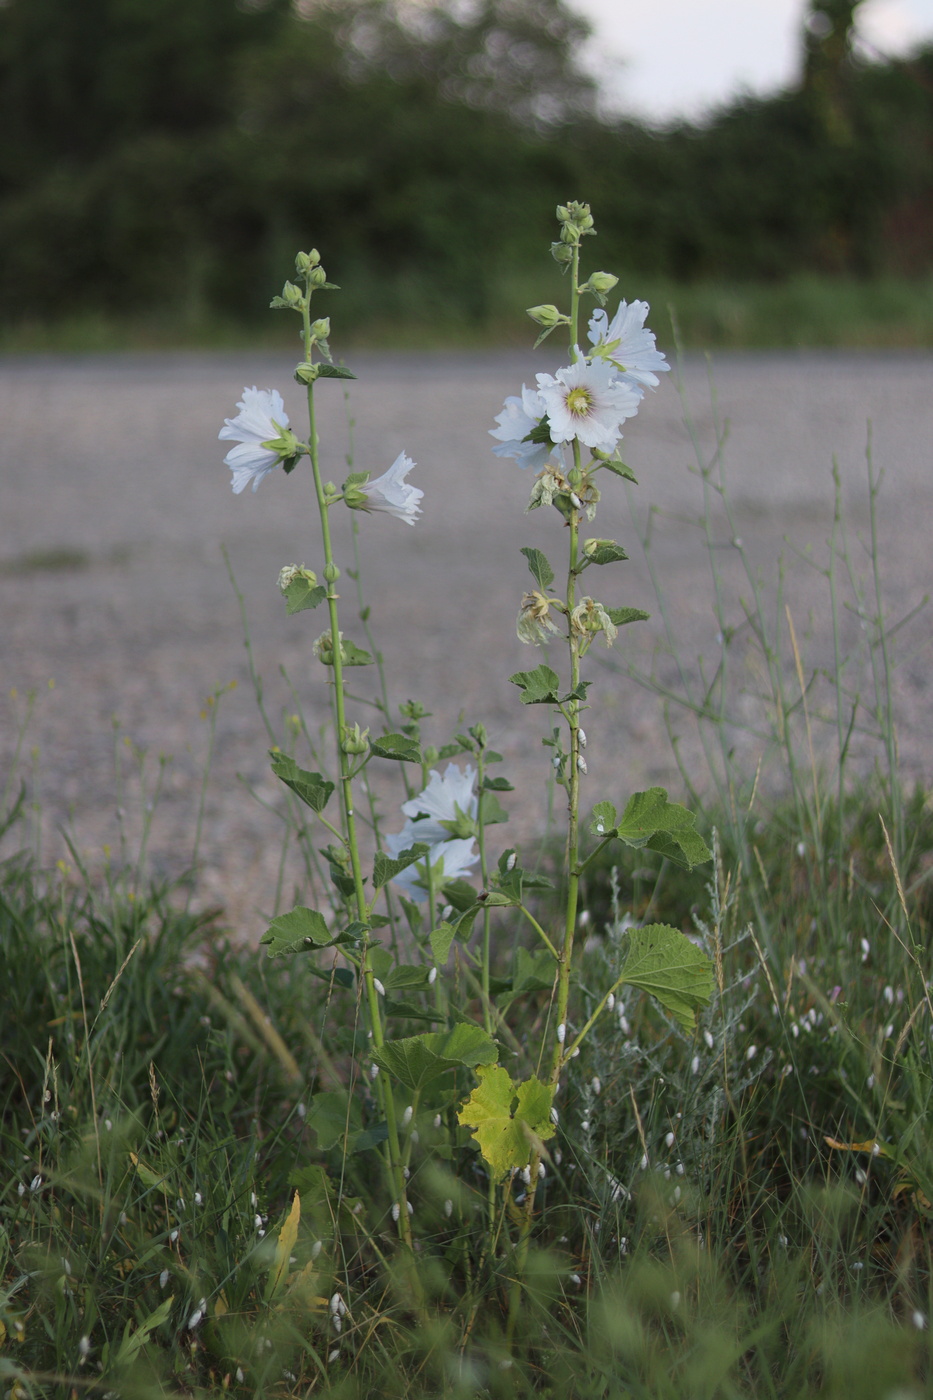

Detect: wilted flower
[536, 357, 642, 452]
[490, 385, 555, 469]
[570, 596, 618, 648]
[219, 387, 297, 494]
[353, 452, 423, 525]
[401, 762, 477, 843]
[587, 300, 670, 390]
[517, 590, 562, 646]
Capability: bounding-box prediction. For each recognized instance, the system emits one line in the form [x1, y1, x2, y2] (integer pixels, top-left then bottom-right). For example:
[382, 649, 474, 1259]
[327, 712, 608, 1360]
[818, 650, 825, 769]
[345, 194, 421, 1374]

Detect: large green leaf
[270, 753, 334, 813]
[457, 1066, 555, 1180]
[605, 606, 650, 627]
[283, 577, 327, 615]
[508, 664, 561, 705]
[590, 788, 711, 870]
[369, 733, 422, 763]
[619, 923, 714, 1032]
[260, 906, 361, 957]
[372, 842, 430, 890]
[372, 1025, 498, 1093]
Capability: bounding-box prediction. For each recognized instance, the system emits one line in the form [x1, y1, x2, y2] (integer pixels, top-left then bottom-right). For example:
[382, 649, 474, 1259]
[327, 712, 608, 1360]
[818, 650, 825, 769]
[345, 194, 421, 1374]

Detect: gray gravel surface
[2, 350, 931, 933]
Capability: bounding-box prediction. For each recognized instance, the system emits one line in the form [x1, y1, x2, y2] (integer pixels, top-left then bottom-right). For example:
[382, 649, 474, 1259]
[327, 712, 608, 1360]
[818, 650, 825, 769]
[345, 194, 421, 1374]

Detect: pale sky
[566, 0, 933, 121]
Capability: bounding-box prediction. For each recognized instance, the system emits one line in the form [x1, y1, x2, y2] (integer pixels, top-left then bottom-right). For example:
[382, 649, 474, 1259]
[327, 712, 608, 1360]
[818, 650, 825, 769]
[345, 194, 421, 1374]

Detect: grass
[2, 350, 932, 1397]
[2, 271, 933, 354]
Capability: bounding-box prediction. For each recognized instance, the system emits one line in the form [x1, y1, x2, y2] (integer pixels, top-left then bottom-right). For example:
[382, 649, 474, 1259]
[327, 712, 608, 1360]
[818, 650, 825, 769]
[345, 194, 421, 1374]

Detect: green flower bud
[526, 304, 564, 328]
[309, 266, 328, 288]
[323, 562, 340, 583]
[550, 241, 574, 266]
[282, 280, 303, 306]
[586, 271, 618, 294]
[277, 563, 317, 592]
[294, 362, 320, 385]
[311, 317, 331, 340]
[341, 722, 370, 755]
[583, 537, 616, 558]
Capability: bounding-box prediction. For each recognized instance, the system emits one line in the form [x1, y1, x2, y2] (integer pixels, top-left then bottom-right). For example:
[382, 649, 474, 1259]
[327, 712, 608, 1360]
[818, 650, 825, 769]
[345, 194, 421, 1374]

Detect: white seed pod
[606, 992, 615, 1012]
[506, 851, 518, 871]
[578, 728, 587, 748]
[577, 754, 587, 774]
[391, 1203, 400, 1221]
[557, 1023, 566, 1044]
[402, 1105, 413, 1126]
[428, 966, 437, 984]
[538, 1162, 546, 1179]
[373, 978, 386, 997]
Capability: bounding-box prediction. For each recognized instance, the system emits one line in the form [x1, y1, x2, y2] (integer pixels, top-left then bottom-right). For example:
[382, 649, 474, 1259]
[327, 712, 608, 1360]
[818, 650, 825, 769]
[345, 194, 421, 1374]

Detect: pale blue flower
[490, 384, 554, 468]
[358, 451, 423, 525]
[384, 831, 479, 902]
[536, 356, 642, 452]
[219, 386, 289, 494]
[401, 762, 477, 843]
[587, 301, 670, 389]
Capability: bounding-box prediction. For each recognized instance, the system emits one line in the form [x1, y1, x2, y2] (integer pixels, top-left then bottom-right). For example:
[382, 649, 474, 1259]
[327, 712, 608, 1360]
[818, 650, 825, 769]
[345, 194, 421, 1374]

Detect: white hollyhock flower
[358, 452, 423, 524]
[400, 762, 477, 843]
[219, 386, 291, 494]
[587, 301, 670, 389]
[536, 357, 642, 452]
[384, 831, 479, 902]
[490, 385, 555, 469]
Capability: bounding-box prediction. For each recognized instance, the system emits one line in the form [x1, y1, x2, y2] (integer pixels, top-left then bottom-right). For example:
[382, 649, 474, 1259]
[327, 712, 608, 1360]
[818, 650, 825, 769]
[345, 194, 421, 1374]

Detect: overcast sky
[565, 0, 933, 121]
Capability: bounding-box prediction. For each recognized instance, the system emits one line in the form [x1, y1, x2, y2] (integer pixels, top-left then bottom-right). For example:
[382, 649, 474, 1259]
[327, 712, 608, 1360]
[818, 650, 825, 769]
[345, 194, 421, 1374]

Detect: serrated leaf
[457, 1066, 555, 1180]
[384, 963, 432, 992]
[373, 1025, 498, 1093]
[521, 546, 555, 591]
[618, 923, 714, 1032]
[264, 1192, 300, 1303]
[315, 363, 356, 380]
[498, 947, 557, 1006]
[261, 905, 335, 957]
[372, 842, 430, 890]
[342, 640, 373, 666]
[482, 776, 514, 791]
[605, 606, 650, 627]
[283, 578, 327, 615]
[306, 1091, 358, 1150]
[601, 458, 638, 483]
[590, 800, 619, 837]
[585, 542, 629, 565]
[369, 733, 422, 763]
[442, 878, 480, 913]
[430, 921, 456, 965]
[509, 664, 561, 705]
[614, 788, 711, 869]
[270, 753, 334, 813]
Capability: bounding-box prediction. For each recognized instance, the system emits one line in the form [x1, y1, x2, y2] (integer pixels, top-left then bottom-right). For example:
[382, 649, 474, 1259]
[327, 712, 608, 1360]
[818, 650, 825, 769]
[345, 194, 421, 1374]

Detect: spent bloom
[219, 387, 295, 494]
[401, 762, 478, 843]
[587, 300, 670, 390]
[353, 451, 423, 525]
[535, 357, 642, 452]
[490, 385, 555, 469]
[517, 590, 562, 646]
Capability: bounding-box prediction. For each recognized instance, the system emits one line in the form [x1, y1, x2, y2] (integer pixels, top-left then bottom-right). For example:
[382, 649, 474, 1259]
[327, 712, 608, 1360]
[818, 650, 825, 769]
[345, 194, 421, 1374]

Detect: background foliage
[2, 0, 933, 336]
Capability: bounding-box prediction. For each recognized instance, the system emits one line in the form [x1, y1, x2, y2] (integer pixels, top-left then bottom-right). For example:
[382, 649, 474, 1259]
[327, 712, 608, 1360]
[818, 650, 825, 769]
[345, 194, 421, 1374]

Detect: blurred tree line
[1, 0, 932, 328]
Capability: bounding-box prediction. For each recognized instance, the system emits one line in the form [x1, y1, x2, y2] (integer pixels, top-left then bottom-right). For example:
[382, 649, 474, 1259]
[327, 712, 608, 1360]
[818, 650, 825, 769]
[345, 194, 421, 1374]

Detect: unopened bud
[311, 317, 331, 340]
[527, 303, 564, 328]
[550, 241, 574, 266]
[584, 271, 619, 295]
[309, 265, 328, 287]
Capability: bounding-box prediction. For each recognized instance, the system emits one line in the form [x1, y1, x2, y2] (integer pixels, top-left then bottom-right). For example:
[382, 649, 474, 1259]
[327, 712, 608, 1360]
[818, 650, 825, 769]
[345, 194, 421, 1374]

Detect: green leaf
[270, 753, 334, 813]
[430, 921, 456, 965]
[605, 606, 650, 627]
[264, 1192, 300, 1303]
[261, 905, 345, 957]
[600, 458, 638, 483]
[372, 1025, 499, 1093]
[306, 1091, 357, 1150]
[509, 664, 561, 705]
[315, 363, 357, 380]
[618, 923, 714, 1032]
[282, 577, 327, 615]
[369, 733, 422, 763]
[585, 542, 629, 565]
[590, 800, 619, 837]
[498, 947, 557, 1006]
[442, 878, 480, 913]
[482, 776, 514, 792]
[478, 790, 509, 826]
[384, 963, 433, 993]
[457, 1067, 555, 1180]
[342, 639, 374, 666]
[521, 546, 555, 591]
[615, 788, 712, 870]
[372, 842, 430, 890]
[113, 1295, 175, 1369]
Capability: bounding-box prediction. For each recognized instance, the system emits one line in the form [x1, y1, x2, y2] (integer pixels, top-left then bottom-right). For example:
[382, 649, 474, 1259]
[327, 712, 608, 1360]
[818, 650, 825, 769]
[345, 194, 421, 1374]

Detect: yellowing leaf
[265, 1191, 300, 1303]
[457, 1065, 555, 1180]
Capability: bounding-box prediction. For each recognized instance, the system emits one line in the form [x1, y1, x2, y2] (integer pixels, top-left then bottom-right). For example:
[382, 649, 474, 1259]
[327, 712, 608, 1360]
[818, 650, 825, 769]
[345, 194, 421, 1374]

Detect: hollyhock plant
[353, 452, 423, 525]
[587, 300, 670, 390]
[219, 386, 296, 494]
[535, 356, 642, 452]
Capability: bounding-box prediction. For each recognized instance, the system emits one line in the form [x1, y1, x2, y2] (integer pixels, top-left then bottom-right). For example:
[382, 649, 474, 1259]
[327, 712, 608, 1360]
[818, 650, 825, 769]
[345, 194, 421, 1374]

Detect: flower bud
[309, 266, 328, 288]
[323, 561, 340, 583]
[550, 241, 574, 266]
[278, 563, 316, 593]
[341, 722, 369, 755]
[526, 303, 564, 328]
[311, 317, 331, 340]
[586, 271, 619, 294]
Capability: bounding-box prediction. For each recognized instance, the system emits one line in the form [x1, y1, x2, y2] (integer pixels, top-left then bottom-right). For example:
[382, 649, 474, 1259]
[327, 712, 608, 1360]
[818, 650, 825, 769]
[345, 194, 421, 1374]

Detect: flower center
[565, 387, 593, 418]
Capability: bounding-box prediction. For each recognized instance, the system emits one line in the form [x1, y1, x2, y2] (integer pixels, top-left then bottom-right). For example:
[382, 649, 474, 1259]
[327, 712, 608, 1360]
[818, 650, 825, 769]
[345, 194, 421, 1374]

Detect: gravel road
[2, 349, 931, 934]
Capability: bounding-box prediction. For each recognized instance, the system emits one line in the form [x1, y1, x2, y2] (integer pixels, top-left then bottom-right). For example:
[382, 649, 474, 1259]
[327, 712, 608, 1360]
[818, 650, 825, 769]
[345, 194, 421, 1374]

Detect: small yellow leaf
[824, 1137, 890, 1158]
[265, 1191, 301, 1303]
